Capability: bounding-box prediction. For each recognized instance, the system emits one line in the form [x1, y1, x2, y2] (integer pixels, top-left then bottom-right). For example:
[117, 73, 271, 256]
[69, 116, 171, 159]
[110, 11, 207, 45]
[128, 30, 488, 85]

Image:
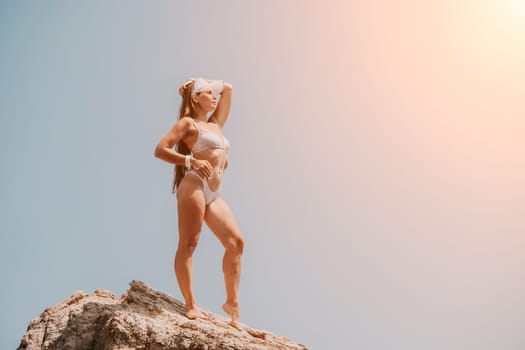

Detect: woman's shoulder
[178, 116, 197, 128]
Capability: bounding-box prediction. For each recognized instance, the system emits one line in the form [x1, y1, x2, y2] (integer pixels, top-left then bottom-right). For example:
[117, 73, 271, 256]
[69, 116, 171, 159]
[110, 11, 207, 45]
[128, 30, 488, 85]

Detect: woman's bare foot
[222, 302, 243, 331]
[185, 305, 210, 320]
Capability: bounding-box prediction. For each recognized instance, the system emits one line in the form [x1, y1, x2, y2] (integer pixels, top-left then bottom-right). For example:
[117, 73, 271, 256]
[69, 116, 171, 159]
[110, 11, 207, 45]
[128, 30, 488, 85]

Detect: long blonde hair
[172, 81, 199, 193]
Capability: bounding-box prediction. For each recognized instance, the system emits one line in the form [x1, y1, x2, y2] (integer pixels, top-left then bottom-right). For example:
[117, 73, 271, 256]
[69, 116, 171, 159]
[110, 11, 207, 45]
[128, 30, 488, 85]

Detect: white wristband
[185, 155, 192, 169]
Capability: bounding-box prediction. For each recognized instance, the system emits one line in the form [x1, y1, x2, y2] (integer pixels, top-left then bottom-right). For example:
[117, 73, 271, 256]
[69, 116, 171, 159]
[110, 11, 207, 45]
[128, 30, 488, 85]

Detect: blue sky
[1, 1, 524, 349]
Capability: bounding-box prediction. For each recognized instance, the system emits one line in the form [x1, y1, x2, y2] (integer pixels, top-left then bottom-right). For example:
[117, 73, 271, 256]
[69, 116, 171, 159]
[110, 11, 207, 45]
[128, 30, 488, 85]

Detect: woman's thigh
[204, 197, 244, 248]
[176, 175, 206, 244]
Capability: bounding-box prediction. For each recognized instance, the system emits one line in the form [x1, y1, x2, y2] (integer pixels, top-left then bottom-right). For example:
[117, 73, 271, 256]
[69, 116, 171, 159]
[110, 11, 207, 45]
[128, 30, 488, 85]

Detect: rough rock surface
[17, 280, 309, 350]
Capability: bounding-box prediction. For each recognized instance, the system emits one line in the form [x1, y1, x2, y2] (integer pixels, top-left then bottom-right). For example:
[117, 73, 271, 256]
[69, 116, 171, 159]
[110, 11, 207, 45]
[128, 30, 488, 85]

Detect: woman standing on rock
[154, 78, 244, 331]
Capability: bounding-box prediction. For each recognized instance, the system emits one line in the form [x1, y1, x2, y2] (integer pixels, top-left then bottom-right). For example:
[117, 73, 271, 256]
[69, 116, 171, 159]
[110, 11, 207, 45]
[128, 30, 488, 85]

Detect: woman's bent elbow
[154, 146, 164, 159]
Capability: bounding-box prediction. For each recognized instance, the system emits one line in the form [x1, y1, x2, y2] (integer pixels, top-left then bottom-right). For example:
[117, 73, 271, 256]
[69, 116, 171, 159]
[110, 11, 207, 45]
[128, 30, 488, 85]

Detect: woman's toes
[185, 309, 197, 319]
[186, 307, 209, 320]
[229, 320, 243, 331]
[222, 303, 242, 330]
[197, 309, 209, 320]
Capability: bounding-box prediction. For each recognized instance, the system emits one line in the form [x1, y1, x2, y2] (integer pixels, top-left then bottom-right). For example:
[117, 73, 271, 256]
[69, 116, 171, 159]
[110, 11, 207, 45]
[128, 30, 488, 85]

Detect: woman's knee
[177, 235, 201, 255]
[225, 234, 244, 255]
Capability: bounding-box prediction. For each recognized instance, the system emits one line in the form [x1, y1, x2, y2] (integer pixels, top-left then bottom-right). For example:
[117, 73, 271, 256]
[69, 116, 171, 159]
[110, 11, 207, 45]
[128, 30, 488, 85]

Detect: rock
[17, 280, 309, 350]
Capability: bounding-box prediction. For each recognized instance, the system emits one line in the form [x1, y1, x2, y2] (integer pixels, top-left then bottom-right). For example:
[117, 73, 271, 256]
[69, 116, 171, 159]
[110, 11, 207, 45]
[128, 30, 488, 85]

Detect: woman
[154, 78, 245, 331]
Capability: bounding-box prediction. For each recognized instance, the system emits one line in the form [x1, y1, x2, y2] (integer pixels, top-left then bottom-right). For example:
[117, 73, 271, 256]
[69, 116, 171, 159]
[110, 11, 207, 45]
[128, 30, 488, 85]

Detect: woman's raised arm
[209, 82, 233, 129]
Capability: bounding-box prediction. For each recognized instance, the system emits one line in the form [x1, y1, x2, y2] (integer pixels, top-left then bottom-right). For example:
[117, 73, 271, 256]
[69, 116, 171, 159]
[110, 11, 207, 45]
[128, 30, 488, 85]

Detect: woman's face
[193, 89, 217, 112]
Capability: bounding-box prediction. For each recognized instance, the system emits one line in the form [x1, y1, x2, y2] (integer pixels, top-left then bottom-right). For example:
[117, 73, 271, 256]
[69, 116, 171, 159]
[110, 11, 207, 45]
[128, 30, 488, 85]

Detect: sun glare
[503, 0, 525, 28]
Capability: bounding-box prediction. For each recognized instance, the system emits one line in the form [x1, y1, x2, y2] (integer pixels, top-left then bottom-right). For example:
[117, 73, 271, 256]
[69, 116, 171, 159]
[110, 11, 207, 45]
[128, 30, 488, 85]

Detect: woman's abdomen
[193, 149, 228, 192]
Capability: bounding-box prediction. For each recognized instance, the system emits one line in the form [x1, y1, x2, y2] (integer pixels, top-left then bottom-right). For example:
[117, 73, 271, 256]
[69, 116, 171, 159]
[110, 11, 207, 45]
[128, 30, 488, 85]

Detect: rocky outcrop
[18, 280, 308, 350]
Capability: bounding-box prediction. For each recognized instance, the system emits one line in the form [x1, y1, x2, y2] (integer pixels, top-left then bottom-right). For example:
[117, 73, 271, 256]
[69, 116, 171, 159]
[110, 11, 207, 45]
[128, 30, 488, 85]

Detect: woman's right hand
[179, 79, 195, 96]
[190, 157, 213, 179]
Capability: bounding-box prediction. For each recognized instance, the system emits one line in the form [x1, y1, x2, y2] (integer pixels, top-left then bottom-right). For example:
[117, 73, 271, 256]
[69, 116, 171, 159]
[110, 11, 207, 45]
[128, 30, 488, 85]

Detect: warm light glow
[507, 0, 525, 15]
[502, 0, 525, 30]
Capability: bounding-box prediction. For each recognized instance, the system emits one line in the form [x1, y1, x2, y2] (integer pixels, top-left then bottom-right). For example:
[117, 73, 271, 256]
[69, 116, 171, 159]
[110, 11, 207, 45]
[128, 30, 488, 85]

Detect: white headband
[190, 77, 224, 95]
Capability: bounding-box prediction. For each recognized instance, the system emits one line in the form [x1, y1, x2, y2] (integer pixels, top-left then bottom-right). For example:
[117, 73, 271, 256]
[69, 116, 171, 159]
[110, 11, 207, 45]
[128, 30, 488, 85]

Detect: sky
[1, 1, 524, 349]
